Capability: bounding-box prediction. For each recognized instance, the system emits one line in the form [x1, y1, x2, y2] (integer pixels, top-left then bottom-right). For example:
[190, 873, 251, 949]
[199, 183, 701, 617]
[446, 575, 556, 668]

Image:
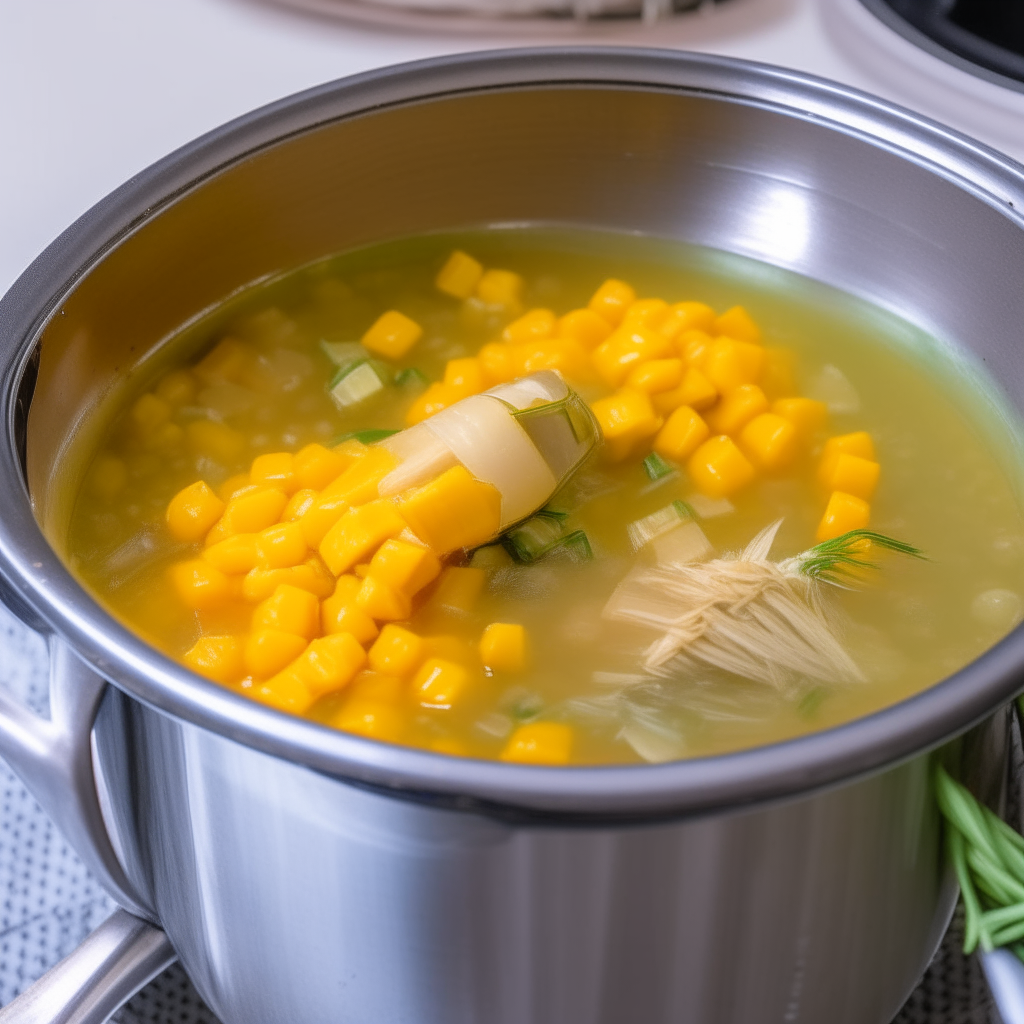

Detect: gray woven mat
[0, 604, 1001, 1024]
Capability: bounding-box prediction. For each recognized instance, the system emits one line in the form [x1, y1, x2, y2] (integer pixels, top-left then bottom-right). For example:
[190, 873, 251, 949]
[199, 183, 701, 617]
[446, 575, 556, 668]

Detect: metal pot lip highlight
[3, 46, 1024, 821]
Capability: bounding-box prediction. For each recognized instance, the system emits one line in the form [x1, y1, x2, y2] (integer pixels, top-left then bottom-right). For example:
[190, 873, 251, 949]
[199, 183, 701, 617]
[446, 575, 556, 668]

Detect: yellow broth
[64, 229, 1024, 764]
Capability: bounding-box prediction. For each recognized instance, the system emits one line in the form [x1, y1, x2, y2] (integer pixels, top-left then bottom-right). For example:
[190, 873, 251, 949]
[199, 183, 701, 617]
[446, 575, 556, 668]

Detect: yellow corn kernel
[817, 491, 870, 541]
[219, 473, 251, 502]
[354, 563, 371, 578]
[517, 338, 590, 382]
[185, 419, 246, 464]
[588, 278, 636, 326]
[203, 533, 260, 574]
[503, 308, 556, 344]
[194, 337, 250, 384]
[621, 298, 668, 332]
[332, 574, 364, 604]
[368, 539, 440, 597]
[287, 632, 367, 697]
[687, 435, 757, 499]
[322, 595, 379, 645]
[282, 488, 317, 522]
[206, 486, 288, 544]
[293, 443, 345, 491]
[817, 431, 876, 486]
[144, 422, 185, 454]
[479, 622, 529, 673]
[704, 384, 770, 436]
[556, 308, 612, 349]
[476, 268, 523, 309]
[405, 382, 463, 425]
[422, 635, 477, 666]
[653, 406, 711, 463]
[183, 635, 245, 684]
[760, 347, 798, 400]
[713, 305, 762, 343]
[413, 658, 471, 709]
[677, 328, 713, 364]
[244, 630, 308, 679]
[822, 453, 880, 500]
[256, 522, 308, 569]
[478, 342, 519, 385]
[88, 456, 128, 501]
[625, 358, 684, 395]
[166, 481, 225, 543]
[590, 389, 663, 444]
[369, 624, 426, 677]
[661, 301, 716, 340]
[436, 250, 484, 299]
[702, 337, 765, 394]
[251, 583, 320, 639]
[333, 699, 406, 742]
[250, 452, 298, 495]
[739, 413, 799, 472]
[773, 397, 828, 439]
[332, 437, 369, 462]
[500, 722, 573, 765]
[591, 326, 674, 388]
[320, 446, 398, 505]
[346, 670, 406, 704]
[156, 371, 195, 407]
[169, 560, 232, 610]
[427, 567, 487, 617]
[131, 393, 171, 434]
[319, 499, 406, 576]
[297, 494, 349, 549]
[241, 557, 335, 603]
[355, 576, 412, 621]
[361, 310, 422, 360]
[398, 466, 501, 554]
[443, 357, 486, 398]
[250, 670, 314, 715]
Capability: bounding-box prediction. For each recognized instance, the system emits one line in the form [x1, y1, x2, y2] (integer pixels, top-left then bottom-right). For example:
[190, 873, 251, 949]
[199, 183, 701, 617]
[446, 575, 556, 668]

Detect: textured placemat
[0, 603, 1003, 1024]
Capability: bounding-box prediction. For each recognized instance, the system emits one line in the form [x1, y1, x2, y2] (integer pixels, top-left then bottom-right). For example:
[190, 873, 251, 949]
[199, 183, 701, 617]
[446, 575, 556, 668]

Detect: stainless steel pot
[0, 47, 1023, 1024]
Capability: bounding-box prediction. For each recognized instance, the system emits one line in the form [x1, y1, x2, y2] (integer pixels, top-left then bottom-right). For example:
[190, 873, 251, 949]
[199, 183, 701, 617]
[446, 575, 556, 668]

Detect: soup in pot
[64, 230, 1024, 765]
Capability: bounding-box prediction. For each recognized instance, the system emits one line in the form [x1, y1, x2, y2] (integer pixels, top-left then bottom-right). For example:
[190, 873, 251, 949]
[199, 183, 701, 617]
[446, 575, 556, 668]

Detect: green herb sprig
[785, 529, 925, 588]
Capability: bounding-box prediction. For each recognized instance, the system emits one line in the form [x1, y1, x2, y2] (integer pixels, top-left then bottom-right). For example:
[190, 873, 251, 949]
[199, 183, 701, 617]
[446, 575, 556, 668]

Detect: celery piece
[643, 452, 675, 481]
[626, 501, 694, 551]
[327, 360, 390, 410]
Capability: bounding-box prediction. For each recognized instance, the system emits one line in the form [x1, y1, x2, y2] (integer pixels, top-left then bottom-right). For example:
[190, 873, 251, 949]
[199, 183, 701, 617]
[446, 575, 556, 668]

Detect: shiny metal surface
[0, 47, 1022, 1023]
[0, 909, 174, 1024]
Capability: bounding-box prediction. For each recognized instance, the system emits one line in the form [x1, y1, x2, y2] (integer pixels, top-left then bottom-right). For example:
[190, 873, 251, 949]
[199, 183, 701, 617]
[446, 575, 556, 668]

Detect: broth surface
[65, 229, 1024, 764]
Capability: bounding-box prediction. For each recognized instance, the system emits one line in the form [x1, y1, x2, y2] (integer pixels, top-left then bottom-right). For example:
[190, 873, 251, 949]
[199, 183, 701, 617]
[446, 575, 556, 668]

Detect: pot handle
[0, 909, 175, 1024]
[0, 619, 151, 918]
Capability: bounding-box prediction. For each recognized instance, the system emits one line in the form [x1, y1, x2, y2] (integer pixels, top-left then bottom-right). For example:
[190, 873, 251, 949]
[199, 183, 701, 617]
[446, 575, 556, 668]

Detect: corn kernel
[590, 389, 662, 444]
[156, 370, 195, 406]
[368, 539, 440, 597]
[251, 583, 320, 639]
[354, 563, 371, 578]
[250, 452, 298, 495]
[319, 500, 407, 576]
[436, 250, 483, 299]
[244, 630, 308, 678]
[405, 382, 463, 425]
[332, 574, 363, 604]
[705, 384, 769, 436]
[817, 491, 870, 541]
[320, 446, 398, 505]
[503, 308, 556, 344]
[333, 699, 406, 742]
[773, 397, 828, 439]
[817, 431, 875, 486]
[183, 635, 244, 684]
[687, 436, 757, 498]
[760, 347, 798, 400]
[89, 456, 128, 501]
[625, 358, 684, 395]
[294, 443, 346, 491]
[206, 486, 288, 544]
[476, 269, 523, 309]
[287, 632, 366, 696]
[219, 473, 251, 502]
[677, 328, 713, 364]
[588, 279, 635, 326]
[479, 622, 529, 673]
[203, 533, 260, 574]
[399, 466, 501, 554]
[661, 301, 716, 340]
[169, 560, 232, 609]
[347, 670, 406, 704]
[822, 453, 880, 500]
[241, 557, 335, 602]
[443, 358, 486, 398]
[654, 406, 710, 462]
[297, 494, 349, 548]
[282, 488, 317, 522]
[500, 722, 573, 765]
[322, 594, 379, 645]
[256, 522, 308, 569]
[369, 624, 426, 677]
[144, 422, 185, 454]
[556, 308, 612, 349]
[185, 420, 246, 464]
[518, 338, 590, 382]
[591, 326, 674, 388]
[713, 305, 762, 343]
[194, 337, 250, 384]
[166, 481, 225, 543]
[702, 338, 765, 394]
[332, 438, 369, 463]
[427, 567, 487, 617]
[355, 576, 412, 621]
[739, 413, 798, 472]
[413, 658, 471, 709]
[250, 670, 314, 715]
[621, 298, 668, 332]
[361, 310, 422, 360]
[478, 342, 519, 385]
[131, 393, 171, 434]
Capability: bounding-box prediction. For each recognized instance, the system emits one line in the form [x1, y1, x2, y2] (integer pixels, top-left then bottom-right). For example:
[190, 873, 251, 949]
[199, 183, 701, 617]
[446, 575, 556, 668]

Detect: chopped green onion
[502, 514, 566, 563]
[626, 501, 694, 551]
[643, 452, 675, 481]
[327, 360, 390, 410]
[320, 339, 365, 367]
[332, 428, 400, 446]
[556, 530, 593, 563]
[395, 367, 429, 388]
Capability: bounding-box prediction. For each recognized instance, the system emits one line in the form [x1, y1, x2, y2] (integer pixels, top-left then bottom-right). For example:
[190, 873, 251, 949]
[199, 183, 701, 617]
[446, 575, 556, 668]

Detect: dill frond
[791, 529, 925, 587]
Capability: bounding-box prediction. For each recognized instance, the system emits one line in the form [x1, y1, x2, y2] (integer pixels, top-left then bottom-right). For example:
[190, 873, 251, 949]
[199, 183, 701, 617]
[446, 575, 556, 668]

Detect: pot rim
[2, 46, 1024, 821]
